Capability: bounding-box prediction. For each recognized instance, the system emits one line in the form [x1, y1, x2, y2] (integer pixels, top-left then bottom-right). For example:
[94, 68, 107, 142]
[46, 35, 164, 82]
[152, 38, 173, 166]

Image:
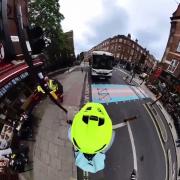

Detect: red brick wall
[90, 35, 156, 69]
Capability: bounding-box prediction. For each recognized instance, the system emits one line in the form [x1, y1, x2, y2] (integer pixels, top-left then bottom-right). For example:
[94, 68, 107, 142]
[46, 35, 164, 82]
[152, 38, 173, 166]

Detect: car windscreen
[92, 55, 113, 70]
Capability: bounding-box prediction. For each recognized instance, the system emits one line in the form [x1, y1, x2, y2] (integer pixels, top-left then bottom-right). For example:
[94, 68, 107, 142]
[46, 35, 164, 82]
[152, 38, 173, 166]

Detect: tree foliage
[28, 0, 71, 68]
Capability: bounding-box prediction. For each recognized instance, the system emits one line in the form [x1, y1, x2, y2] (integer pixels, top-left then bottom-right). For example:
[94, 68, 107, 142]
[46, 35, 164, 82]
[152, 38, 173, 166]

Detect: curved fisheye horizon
[0, 0, 180, 180]
[61, 0, 178, 60]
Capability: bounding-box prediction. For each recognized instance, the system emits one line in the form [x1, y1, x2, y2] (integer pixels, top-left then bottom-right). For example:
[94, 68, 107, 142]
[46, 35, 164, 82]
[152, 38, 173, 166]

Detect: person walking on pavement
[37, 73, 67, 114]
[44, 76, 64, 102]
[42, 76, 67, 113]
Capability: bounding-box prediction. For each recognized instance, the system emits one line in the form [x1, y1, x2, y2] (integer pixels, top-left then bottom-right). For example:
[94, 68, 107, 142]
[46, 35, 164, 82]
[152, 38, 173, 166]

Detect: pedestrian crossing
[91, 84, 149, 104]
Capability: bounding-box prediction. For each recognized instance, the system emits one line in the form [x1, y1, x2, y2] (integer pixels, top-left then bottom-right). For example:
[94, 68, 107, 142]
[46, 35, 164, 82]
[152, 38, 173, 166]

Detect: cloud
[61, 0, 178, 59]
[134, 14, 172, 59]
[80, 0, 130, 51]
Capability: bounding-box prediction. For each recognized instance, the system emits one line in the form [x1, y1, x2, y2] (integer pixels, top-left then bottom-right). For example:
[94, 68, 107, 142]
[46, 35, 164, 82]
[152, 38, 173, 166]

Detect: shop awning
[0, 59, 43, 88]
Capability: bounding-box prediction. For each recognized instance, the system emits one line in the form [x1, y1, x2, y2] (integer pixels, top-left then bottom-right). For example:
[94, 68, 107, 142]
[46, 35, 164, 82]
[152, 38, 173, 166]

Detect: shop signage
[0, 72, 29, 98]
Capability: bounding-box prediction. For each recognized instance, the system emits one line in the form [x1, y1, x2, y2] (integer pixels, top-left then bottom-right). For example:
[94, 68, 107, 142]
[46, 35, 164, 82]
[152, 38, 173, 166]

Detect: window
[131, 49, 134, 55]
[167, 59, 179, 73]
[177, 42, 180, 52]
[119, 39, 122, 43]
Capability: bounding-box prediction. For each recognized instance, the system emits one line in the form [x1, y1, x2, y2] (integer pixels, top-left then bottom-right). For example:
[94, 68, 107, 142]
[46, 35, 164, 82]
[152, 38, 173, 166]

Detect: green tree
[28, 0, 70, 69]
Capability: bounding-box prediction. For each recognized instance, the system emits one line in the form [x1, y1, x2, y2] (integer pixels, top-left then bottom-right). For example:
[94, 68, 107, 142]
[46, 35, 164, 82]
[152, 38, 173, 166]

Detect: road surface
[88, 69, 177, 180]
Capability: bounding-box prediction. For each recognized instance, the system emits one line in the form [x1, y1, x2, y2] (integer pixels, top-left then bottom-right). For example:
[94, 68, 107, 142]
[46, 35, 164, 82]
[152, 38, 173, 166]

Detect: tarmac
[115, 67, 180, 179]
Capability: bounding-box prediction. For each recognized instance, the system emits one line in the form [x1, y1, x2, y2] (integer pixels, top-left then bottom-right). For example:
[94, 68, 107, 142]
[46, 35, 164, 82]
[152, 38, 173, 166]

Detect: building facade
[0, 0, 43, 179]
[85, 34, 157, 73]
[161, 4, 180, 81]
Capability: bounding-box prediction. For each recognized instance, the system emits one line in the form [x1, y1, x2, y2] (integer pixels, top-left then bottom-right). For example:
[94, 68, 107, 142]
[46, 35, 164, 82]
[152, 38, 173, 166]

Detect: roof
[92, 51, 114, 56]
[172, 4, 180, 18]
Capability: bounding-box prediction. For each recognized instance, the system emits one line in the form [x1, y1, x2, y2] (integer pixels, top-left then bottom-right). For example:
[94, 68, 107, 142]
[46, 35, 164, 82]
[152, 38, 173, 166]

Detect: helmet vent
[86, 107, 92, 110]
[98, 118, 104, 126]
[97, 108, 102, 112]
[83, 115, 89, 124]
[90, 116, 98, 121]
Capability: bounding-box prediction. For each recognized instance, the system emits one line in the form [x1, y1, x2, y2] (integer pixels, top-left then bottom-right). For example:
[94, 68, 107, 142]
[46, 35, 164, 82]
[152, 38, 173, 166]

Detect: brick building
[85, 34, 157, 73]
[160, 4, 180, 93]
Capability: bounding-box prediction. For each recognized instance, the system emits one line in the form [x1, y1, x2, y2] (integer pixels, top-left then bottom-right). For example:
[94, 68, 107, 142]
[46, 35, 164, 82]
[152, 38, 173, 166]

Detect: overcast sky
[60, 0, 178, 60]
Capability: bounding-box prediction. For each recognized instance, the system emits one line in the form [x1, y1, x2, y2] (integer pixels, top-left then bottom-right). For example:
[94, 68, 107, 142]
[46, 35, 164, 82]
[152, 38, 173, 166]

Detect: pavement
[19, 67, 86, 180]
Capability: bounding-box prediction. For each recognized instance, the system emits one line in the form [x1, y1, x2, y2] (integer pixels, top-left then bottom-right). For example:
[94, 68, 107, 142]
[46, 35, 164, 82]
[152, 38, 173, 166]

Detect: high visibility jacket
[48, 80, 58, 91]
[37, 85, 45, 94]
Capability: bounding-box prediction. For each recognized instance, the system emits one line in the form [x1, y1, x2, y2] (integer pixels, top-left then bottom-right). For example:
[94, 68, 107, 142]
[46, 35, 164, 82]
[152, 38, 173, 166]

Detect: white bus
[89, 51, 114, 79]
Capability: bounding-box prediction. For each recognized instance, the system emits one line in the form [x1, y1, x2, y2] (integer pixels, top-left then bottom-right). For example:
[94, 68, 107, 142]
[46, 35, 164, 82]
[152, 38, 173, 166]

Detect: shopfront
[0, 60, 43, 178]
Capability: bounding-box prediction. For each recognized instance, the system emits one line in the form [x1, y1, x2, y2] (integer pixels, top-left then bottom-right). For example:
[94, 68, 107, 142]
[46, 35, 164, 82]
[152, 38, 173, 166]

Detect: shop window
[167, 59, 179, 73]
[176, 42, 180, 53]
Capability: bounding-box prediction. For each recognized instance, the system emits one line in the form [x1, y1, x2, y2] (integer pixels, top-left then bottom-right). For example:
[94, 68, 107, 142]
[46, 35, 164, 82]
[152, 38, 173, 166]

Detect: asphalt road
[88, 69, 177, 180]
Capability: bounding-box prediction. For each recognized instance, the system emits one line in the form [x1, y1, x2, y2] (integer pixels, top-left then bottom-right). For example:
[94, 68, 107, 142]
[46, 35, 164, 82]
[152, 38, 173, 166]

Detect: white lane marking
[137, 87, 149, 98]
[143, 104, 168, 180]
[172, 162, 176, 180]
[113, 122, 127, 129]
[127, 121, 138, 171]
[83, 171, 89, 180]
[168, 149, 173, 180]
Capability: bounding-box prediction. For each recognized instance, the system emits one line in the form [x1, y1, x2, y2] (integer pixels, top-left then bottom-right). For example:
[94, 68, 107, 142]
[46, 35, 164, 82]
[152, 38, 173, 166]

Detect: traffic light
[27, 26, 45, 54]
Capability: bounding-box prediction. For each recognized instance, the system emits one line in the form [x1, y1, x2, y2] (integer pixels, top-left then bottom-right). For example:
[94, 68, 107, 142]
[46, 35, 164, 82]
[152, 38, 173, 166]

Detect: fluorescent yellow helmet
[71, 102, 112, 154]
